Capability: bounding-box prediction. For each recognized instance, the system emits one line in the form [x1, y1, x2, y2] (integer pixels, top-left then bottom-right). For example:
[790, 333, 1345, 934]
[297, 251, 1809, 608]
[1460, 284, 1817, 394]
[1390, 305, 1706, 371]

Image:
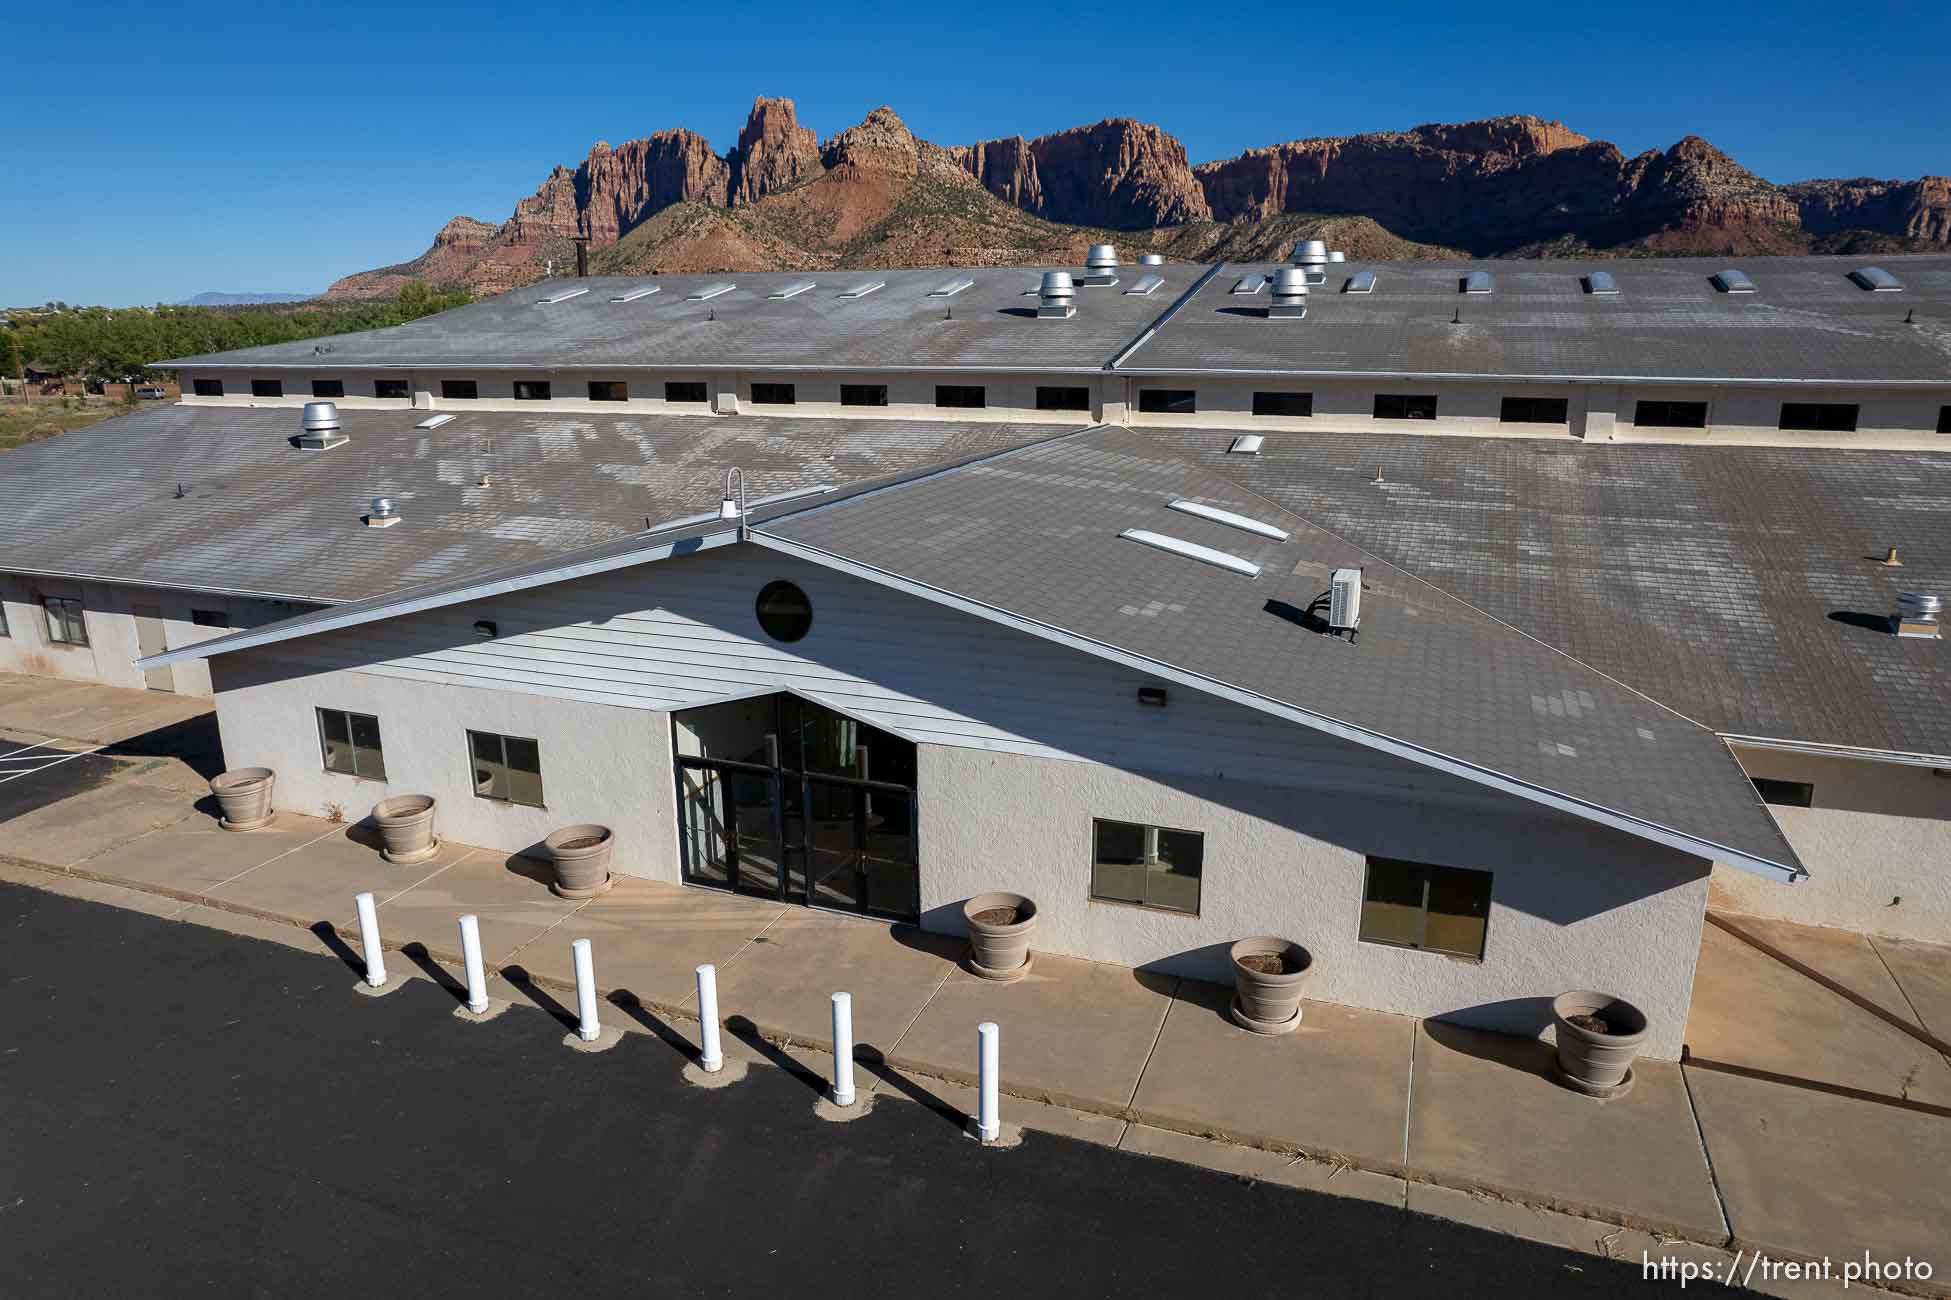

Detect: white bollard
[458, 914, 488, 1014]
[572, 938, 601, 1042]
[977, 1021, 1001, 1143]
[830, 992, 856, 1106]
[696, 963, 723, 1073]
[355, 891, 386, 988]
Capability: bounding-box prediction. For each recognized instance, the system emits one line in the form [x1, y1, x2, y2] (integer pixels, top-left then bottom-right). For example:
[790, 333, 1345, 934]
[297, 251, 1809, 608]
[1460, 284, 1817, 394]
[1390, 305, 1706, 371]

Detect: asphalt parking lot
[0, 737, 119, 823]
[0, 883, 1712, 1298]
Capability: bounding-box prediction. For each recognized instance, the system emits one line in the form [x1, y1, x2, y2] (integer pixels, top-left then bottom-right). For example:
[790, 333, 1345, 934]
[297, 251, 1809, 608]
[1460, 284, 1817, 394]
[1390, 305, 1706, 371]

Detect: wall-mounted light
[473, 620, 497, 640]
[1137, 686, 1168, 708]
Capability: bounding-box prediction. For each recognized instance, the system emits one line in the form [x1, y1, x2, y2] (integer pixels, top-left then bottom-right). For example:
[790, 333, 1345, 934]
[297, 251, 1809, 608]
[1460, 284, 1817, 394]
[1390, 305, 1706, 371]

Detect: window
[1374, 394, 1438, 420]
[250, 379, 283, 398]
[588, 381, 628, 402]
[1939, 406, 1951, 434]
[317, 708, 386, 780]
[192, 378, 223, 397]
[374, 378, 410, 400]
[935, 384, 986, 409]
[470, 730, 544, 806]
[841, 384, 888, 407]
[512, 380, 552, 401]
[1036, 386, 1091, 412]
[1253, 391, 1313, 418]
[755, 580, 812, 643]
[1752, 778, 1814, 808]
[441, 380, 478, 400]
[665, 381, 707, 404]
[1780, 402, 1859, 433]
[1500, 396, 1569, 424]
[311, 379, 345, 398]
[750, 383, 796, 405]
[1359, 857, 1492, 959]
[190, 609, 227, 628]
[42, 596, 87, 646]
[1139, 389, 1196, 415]
[1634, 400, 1708, 429]
[1090, 818, 1203, 915]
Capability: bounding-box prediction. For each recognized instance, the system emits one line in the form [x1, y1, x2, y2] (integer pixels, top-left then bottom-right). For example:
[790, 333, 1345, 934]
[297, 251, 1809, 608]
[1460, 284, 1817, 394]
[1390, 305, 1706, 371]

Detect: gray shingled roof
[0, 404, 1056, 603]
[1117, 254, 1951, 384]
[1146, 427, 1951, 761]
[757, 424, 1802, 878]
[156, 265, 1202, 375]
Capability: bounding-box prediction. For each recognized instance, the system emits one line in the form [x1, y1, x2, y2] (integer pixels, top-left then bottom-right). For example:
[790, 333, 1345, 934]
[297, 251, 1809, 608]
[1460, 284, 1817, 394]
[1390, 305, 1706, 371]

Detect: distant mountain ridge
[323, 98, 1950, 299]
[178, 291, 319, 306]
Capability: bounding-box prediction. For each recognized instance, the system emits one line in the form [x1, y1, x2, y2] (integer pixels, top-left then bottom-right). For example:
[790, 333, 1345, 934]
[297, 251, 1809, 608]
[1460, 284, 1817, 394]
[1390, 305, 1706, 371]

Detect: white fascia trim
[750, 528, 1807, 884]
[137, 529, 740, 669]
[0, 565, 336, 606]
[1721, 733, 1951, 770]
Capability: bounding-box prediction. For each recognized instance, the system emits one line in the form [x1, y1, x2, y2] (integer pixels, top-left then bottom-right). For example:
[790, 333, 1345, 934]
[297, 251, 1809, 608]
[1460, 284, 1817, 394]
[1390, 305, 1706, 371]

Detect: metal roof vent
[1850, 267, 1903, 292]
[1268, 268, 1309, 319]
[1139, 253, 1165, 265]
[1037, 271, 1076, 319]
[1712, 269, 1756, 294]
[1584, 271, 1620, 295]
[1293, 239, 1328, 266]
[610, 284, 661, 303]
[1079, 244, 1120, 285]
[535, 287, 588, 305]
[768, 280, 816, 300]
[297, 401, 346, 450]
[366, 496, 401, 528]
[927, 276, 975, 297]
[1345, 271, 1377, 295]
[1230, 273, 1267, 296]
[1227, 434, 1263, 455]
[686, 282, 735, 301]
[1125, 273, 1165, 296]
[1896, 592, 1942, 639]
[1327, 250, 1346, 263]
[837, 279, 885, 300]
[1462, 270, 1494, 294]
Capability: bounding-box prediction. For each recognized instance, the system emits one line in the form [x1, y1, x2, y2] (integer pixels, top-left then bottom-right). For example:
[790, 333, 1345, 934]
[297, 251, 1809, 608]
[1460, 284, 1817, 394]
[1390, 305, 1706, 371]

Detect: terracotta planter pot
[372, 794, 438, 864]
[210, 767, 275, 830]
[1552, 991, 1649, 1093]
[1229, 936, 1313, 1033]
[545, 824, 615, 899]
[963, 892, 1037, 981]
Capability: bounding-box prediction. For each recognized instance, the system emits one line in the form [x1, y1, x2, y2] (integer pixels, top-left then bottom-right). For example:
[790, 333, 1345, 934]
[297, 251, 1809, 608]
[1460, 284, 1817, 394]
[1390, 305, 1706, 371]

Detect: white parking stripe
[0, 745, 107, 785]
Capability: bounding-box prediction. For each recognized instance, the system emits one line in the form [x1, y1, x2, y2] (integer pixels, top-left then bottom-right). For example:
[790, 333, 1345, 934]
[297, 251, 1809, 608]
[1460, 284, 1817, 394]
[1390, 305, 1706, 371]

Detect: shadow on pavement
[309, 921, 365, 976]
[103, 714, 224, 781]
[501, 964, 578, 1030]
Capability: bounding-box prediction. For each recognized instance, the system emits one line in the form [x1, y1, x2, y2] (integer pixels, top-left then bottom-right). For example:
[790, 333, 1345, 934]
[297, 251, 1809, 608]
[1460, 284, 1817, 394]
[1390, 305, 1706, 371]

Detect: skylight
[1119, 529, 1261, 578]
[609, 285, 661, 303]
[1711, 269, 1756, 294]
[1227, 435, 1264, 455]
[1168, 500, 1290, 541]
[1231, 274, 1267, 296]
[1584, 271, 1620, 295]
[1850, 267, 1903, 292]
[1345, 271, 1377, 295]
[416, 414, 455, 430]
[928, 277, 975, 297]
[838, 280, 886, 300]
[535, 287, 588, 305]
[1462, 271, 1494, 295]
[768, 281, 817, 300]
[1124, 274, 1165, 297]
[686, 283, 734, 301]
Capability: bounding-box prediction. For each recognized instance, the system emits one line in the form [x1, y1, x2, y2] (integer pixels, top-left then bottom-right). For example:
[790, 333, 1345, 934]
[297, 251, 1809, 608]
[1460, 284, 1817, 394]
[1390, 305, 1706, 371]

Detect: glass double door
[678, 760, 918, 921]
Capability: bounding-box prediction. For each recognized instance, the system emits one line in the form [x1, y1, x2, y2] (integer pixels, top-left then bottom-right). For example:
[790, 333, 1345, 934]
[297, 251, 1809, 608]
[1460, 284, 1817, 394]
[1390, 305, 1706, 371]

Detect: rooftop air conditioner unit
[1329, 567, 1362, 637]
[713, 391, 738, 416]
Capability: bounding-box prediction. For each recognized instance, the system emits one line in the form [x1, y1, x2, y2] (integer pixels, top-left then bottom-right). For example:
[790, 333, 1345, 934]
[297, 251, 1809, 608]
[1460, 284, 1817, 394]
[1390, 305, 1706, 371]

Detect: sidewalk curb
[6, 859, 1947, 1299]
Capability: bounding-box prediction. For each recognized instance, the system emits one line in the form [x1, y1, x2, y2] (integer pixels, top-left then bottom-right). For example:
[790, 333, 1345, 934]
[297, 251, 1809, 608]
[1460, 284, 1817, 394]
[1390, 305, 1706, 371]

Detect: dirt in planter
[558, 836, 606, 851]
[1567, 1011, 1625, 1035]
[972, 906, 1021, 927]
[1238, 952, 1304, 976]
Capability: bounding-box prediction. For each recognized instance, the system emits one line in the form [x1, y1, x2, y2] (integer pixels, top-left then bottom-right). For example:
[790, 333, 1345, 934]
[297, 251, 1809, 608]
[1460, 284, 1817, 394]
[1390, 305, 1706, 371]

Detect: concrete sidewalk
[2, 672, 1947, 1296]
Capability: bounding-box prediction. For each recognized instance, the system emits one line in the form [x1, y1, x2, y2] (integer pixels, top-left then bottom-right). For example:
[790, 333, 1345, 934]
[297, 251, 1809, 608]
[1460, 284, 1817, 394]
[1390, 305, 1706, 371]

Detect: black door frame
[673, 696, 919, 921]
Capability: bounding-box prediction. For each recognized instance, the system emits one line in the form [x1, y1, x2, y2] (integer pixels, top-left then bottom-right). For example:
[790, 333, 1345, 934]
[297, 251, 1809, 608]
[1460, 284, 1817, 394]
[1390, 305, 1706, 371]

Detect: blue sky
[6, 0, 1946, 306]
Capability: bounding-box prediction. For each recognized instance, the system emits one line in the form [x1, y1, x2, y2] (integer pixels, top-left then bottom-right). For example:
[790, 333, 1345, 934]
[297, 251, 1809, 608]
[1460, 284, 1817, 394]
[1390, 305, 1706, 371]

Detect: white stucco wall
[1711, 747, 1951, 941]
[210, 654, 674, 875]
[0, 573, 295, 698]
[919, 747, 1709, 1060]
